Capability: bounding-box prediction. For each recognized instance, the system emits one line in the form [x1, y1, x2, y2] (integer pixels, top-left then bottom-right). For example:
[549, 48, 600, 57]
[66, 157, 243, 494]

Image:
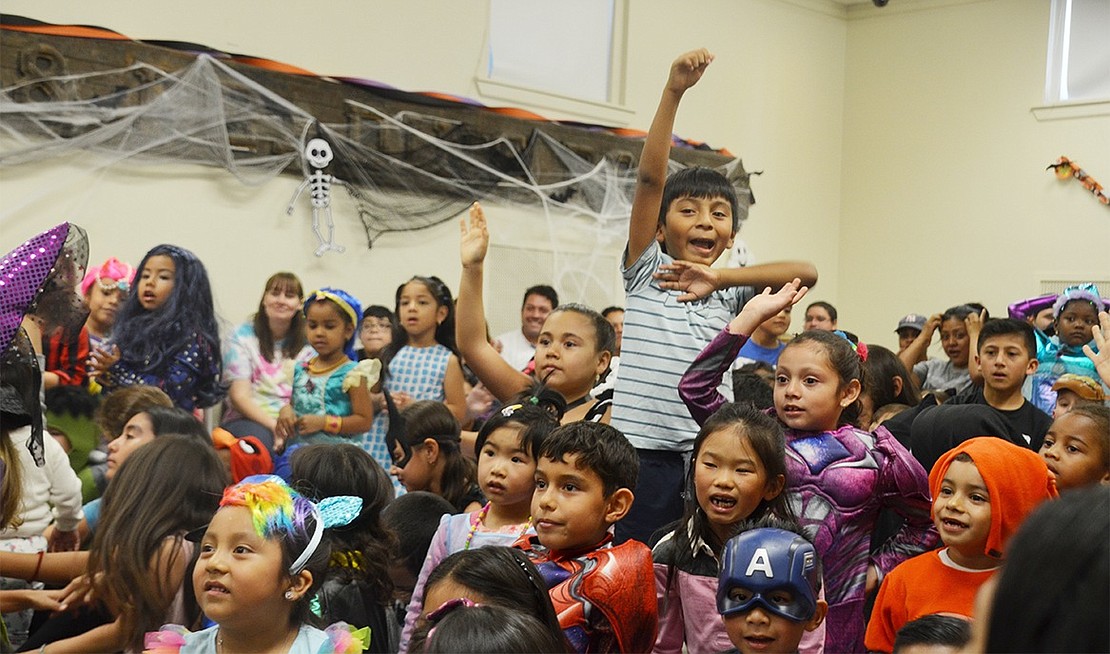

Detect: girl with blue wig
[89, 244, 224, 411]
[274, 288, 380, 453]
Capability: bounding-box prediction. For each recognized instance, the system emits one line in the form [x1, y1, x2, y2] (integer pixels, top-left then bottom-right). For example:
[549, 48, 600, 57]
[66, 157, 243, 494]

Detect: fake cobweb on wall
[0, 53, 753, 255]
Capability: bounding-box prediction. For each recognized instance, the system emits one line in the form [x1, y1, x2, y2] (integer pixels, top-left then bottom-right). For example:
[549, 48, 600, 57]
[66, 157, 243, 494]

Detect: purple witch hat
[0, 222, 89, 466]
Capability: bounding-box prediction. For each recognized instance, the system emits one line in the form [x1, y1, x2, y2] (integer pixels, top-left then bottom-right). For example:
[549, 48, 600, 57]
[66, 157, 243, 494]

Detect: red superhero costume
[515, 533, 657, 653]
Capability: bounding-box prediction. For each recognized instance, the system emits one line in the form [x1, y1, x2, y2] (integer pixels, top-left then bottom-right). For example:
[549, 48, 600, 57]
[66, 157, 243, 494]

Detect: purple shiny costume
[679, 328, 937, 653]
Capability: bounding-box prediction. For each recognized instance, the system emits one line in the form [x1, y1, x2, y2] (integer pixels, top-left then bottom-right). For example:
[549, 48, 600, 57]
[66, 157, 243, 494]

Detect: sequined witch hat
[1, 222, 89, 465]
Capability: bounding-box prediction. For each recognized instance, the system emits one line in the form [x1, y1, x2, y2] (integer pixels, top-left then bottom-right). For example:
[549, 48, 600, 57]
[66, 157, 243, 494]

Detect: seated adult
[494, 285, 557, 371]
[220, 272, 311, 452]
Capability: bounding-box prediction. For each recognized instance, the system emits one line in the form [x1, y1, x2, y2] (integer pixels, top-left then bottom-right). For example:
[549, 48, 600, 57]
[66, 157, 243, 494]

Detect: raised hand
[667, 48, 714, 95]
[1082, 310, 1110, 386]
[728, 279, 809, 336]
[460, 201, 490, 267]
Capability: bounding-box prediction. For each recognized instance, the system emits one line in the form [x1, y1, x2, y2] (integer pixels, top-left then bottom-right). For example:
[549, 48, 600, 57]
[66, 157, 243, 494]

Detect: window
[1044, 0, 1110, 104]
[479, 0, 632, 125]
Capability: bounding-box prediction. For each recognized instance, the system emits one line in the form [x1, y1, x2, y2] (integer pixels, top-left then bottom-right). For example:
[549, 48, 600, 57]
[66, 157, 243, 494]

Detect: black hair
[399, 400, 476, 512]
[393, 276, 458, 356]
[144, 406, 210, 446]
[601, 306, 624, 318]
[549, 303, 616, 356]
[805, 301, 838, 322]
[253, 272, 307, 363]
[678, 403, 793, 558]
[523, 285, 559, 310]
[892, 614, 971, 652]
[415, 546, 564, 651]
[360, 304, 404, 361]
[538, 421, 637, 496]
[43, 385, 99, 419]
[1065, 403, 1110, 470]
[941, 303, 986, 323]
[363, 304, 395, 322]
[731, 371, 774, 410]
[111, 244, 225, 408]
[658, 166, 741, 233]
[976, 318, 1036, 358]
[423, 605, 566, 654]
[862, 345, 919, 410]
[381, 491, 455, 580]
[290, 443, 397, 607]
[782, 330, 868, 428]
[473, 402, 560, 461]
[986, 485, 1109, 652]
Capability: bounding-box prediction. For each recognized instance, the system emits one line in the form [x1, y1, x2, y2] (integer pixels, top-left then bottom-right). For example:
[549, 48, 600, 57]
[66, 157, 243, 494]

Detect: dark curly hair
[110, 244, 224, 407]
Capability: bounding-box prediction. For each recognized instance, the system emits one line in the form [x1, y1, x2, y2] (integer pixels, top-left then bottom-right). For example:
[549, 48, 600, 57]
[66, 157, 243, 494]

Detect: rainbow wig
[303, 287, 363, 360]
[219, 474, 361, 575]
[220, 474, 316, 543]
[81, 257, 135, 296]
[220, 475, 319, 576]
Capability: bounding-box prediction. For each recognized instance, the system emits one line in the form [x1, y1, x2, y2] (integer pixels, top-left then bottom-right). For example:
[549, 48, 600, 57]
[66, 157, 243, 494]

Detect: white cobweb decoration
[0, 54, 752, 301]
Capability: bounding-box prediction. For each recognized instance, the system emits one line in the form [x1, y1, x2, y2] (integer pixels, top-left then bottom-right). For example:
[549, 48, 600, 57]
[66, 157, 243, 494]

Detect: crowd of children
[1, 49, 1108, 654]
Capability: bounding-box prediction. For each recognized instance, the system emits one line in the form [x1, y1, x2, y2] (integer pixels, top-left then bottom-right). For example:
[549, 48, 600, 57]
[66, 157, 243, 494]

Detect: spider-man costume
[515, 533, 657, 653]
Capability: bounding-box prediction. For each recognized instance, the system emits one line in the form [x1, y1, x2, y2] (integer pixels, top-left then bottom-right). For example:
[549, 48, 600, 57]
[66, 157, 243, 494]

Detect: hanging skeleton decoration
[287, 137, 349, 256]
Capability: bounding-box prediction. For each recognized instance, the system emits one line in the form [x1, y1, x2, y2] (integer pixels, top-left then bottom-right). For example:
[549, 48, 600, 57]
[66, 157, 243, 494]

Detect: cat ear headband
[291, 492, 363, 574]
[216, 474, 364, 575]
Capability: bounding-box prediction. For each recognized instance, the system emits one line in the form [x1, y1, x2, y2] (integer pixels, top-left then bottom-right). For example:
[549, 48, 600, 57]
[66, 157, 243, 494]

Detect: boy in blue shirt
[614, 48, 817, 543]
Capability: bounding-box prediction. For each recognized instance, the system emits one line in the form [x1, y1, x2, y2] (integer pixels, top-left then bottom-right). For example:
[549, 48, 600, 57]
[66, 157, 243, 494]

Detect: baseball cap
[896, 314, 926, 333]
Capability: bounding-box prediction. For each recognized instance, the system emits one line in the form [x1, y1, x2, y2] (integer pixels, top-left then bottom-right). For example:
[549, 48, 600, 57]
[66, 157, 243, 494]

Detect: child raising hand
[613, 48, 817, 543]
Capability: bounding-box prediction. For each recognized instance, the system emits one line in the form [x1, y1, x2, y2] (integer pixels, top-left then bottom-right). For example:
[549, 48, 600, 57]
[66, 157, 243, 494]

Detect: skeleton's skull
[305, 138, 333, 169]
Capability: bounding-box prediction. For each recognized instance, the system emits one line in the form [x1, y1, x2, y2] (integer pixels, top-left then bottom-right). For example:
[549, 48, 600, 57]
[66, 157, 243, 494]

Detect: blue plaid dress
[358, 343, 452, 488]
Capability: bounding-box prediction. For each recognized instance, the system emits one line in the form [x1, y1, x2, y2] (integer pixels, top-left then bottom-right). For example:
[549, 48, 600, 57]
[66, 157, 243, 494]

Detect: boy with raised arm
[614, 48, 816, 543]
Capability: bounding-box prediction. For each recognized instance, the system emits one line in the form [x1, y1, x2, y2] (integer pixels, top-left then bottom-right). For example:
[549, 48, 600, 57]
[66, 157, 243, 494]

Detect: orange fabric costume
[865, 437, 1058, 652]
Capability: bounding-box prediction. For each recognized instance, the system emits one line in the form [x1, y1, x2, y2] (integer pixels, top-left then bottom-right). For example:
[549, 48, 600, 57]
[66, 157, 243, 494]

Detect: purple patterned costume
[679, 328, 937, 653]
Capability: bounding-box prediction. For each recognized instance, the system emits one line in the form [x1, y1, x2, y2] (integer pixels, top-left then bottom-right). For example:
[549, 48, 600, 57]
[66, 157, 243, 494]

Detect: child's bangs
[660, 167, 741, 228]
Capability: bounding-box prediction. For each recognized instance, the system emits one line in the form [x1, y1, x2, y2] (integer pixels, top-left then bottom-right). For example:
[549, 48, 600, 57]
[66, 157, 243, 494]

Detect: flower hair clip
[833, 330, 868, 362]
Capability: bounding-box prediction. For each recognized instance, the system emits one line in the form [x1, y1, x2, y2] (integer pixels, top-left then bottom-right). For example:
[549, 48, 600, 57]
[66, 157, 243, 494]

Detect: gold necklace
[306, 356, 346, 375]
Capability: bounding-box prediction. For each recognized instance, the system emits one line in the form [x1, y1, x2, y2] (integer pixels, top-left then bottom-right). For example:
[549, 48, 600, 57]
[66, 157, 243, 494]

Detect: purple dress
[679, 328, 937, 653]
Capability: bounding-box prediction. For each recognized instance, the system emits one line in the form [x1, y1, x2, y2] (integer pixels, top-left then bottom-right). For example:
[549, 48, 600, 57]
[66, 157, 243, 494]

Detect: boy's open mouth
[689, 238, 716, 253]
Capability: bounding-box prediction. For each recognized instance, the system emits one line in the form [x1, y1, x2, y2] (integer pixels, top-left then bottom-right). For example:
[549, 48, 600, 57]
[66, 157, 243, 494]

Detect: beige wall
[0, 0, 847, 336]
[2, 0, 1105, 347]
[841, 0, 1110, 352]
